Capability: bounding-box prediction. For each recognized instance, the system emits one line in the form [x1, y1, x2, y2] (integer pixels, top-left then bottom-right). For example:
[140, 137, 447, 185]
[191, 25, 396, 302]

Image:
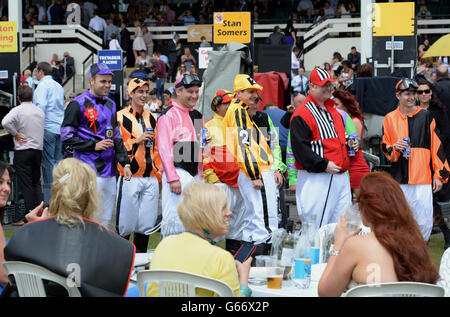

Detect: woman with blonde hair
[3, 158, 135, 297]
[132, 20, 147, 60]
[147, 182, 252, 297]
[142, 25, 154, 56]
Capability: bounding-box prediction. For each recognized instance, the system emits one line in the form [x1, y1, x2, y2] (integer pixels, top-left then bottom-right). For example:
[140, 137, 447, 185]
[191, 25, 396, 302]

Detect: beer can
[347, 135, 356, 157]
[146, 128, 154, 147]
[105, 126, 113, 139]
[403, 137, 411, 158]
[200, 127, 208, 149]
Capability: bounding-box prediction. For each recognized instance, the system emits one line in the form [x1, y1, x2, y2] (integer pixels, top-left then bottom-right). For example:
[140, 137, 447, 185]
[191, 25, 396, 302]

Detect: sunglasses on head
[176, 74, 201, 88]
[417, 89, 431, 95]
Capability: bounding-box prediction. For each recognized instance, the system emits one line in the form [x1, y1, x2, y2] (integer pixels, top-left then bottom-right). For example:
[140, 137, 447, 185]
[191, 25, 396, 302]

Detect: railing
[21, 43, 35, 72]
[62, 72, 76, 94]
[82, 52, 95, 90]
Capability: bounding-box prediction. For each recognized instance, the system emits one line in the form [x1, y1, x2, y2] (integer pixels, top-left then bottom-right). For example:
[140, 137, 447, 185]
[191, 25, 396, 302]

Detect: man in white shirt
[292, 67, 309, 95]
[2, 85, 45, 224]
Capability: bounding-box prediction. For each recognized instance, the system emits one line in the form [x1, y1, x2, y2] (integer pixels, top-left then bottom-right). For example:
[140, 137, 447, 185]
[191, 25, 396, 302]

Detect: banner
[0, 22, 18, 53]
[98, 50, 123, 71]
[213, 12, 251, 44]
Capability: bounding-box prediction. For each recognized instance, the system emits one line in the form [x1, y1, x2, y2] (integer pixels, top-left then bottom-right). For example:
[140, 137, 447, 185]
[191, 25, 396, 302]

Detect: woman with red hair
[333, 89, 370, 193]
[319, 172, 440, 297]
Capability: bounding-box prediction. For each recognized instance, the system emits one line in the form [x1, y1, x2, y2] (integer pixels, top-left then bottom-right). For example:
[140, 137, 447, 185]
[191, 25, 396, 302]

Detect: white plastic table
[250, 263, 327, 297]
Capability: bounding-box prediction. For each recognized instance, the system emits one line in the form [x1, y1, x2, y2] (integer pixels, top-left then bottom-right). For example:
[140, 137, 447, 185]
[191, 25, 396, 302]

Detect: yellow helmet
[233, 74, 263, 93]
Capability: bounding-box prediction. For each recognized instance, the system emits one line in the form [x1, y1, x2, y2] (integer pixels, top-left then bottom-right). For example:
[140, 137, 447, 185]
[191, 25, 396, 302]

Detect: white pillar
[360, 0, 374, 64]
[8, 0, 22, 72]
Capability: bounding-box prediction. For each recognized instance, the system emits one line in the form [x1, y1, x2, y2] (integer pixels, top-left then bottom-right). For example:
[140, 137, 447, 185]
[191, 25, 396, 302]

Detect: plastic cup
[266, 267, 283, 289]
[345, 203, 362, 234]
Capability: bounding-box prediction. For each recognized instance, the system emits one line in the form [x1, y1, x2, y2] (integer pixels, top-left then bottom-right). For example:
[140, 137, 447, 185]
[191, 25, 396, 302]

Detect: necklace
[187, 231, 216, 245]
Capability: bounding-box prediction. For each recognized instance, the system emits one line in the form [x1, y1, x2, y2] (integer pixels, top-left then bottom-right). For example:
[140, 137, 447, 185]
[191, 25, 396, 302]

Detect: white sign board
[385, 41, 404, 50]
[199, 47, 213, 69]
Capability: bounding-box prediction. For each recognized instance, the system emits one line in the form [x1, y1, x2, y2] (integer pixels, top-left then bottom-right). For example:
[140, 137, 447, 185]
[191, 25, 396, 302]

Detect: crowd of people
[1, 53, 449, 296]
[0, 0, 449, 298]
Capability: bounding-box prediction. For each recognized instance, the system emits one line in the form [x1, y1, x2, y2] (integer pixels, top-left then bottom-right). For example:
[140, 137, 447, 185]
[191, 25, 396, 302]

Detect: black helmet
[395, 78, 418, 92]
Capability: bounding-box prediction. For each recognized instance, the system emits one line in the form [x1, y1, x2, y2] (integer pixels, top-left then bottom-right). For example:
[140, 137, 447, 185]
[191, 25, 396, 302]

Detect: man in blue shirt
[178, 10, 196, 26]
[291, 67, 309, 95]
[33, 61, 65, 204]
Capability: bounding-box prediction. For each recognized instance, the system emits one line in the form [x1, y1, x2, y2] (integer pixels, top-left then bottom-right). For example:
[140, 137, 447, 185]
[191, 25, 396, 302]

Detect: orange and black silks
[381, 106, 450, 185]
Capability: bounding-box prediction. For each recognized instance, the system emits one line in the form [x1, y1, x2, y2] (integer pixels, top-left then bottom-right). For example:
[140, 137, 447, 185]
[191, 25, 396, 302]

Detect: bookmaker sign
[213, 12, 251, 44]
[0, 22, 18, 53]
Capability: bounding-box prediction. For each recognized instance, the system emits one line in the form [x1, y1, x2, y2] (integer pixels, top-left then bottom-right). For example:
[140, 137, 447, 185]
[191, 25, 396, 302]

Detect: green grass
[3, 230, 445, 269]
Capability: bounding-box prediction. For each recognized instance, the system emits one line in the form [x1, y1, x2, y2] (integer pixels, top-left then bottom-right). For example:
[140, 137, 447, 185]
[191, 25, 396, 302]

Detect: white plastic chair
[137, 269, 234, 297]
[2, 261, 81, 297]
[342, 282, 445, 297]
[437, 248, 450, 297]
[315, 223, 337, 264]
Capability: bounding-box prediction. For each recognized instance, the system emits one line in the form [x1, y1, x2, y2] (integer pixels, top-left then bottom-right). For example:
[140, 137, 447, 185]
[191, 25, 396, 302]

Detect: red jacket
[290, 94, 349, 173]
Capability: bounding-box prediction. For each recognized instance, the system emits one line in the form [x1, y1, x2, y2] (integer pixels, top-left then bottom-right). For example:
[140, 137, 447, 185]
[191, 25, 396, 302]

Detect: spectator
[297, 0, 314, 14]
[156, 74, 204, 237]
[329, 51, 343, 79]
[290, 67, 351, 229]
[1, 86, 45, 225]
[3, 158, 135, 297]
[336, 3, 351, 18]
[381, 78, 449, 241]
[61, 52, 75, 79]
[165, 5, 176, 25]
[190, 65, 198, 75]
[132, 20, 147, 60]
[163, 89, 172, 110]
[347, 46, 361, 72]
[284, 19, 297, 46]
[50, 0, 65, 24]
[23, 69, 35, 91]
[83, 0, 96, 21]
[36, 3, 47, 24]
[434, 65, 450, 121]
[292, 66, 309, 95]
[61, 63, 131, 231]
[332, 89, 369, 194]
[318, 172, 440, 297]
[302, 8, 317, 24]
[89, 11, 107, 40]
[417, 79, 450, 250]
[337, 60, 353, 89]
[291, 46, 301, 78]
[199, 36, 211, 48]
[417, 5, 432, 20]
[323, 1, 334, 18]
[0, 162, 12, 291]
[181, 47, 197, 74]
[109, 33, 122, 50]
[323, 62, 332, 77]
[263, 103, 289, 162]
[356, 63, 373, 78]
[33, 61, 65, 205]
[178, 9, 196, 26]
[167, 33, 182, 83]
[152, 51, 167, 105]
[120, 22, 134, 67]
[145, 88, 162, 113]
[176, 64, 189, 79]
[46, 0, 55, 25]
[104, 18, 120, 48]
[135, 50, 152, 73]
[266, 26, 286, 45]
[142, 26, 154, 57]
[147, 182, 252, 297]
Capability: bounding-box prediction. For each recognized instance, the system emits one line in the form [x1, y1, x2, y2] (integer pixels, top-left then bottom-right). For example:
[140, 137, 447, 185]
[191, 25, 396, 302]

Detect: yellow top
[222, 98, 272, 180]
[146, 232, 242, 297]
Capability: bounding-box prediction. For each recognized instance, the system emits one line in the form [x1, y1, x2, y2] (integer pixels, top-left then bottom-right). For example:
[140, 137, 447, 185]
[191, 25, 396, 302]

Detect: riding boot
[133, 232, 150, 253]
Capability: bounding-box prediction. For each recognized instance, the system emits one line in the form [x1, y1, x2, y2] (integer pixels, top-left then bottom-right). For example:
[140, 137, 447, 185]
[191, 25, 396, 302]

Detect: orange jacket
[381, 106, 450, 185]
[116, 105, 162, 181]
